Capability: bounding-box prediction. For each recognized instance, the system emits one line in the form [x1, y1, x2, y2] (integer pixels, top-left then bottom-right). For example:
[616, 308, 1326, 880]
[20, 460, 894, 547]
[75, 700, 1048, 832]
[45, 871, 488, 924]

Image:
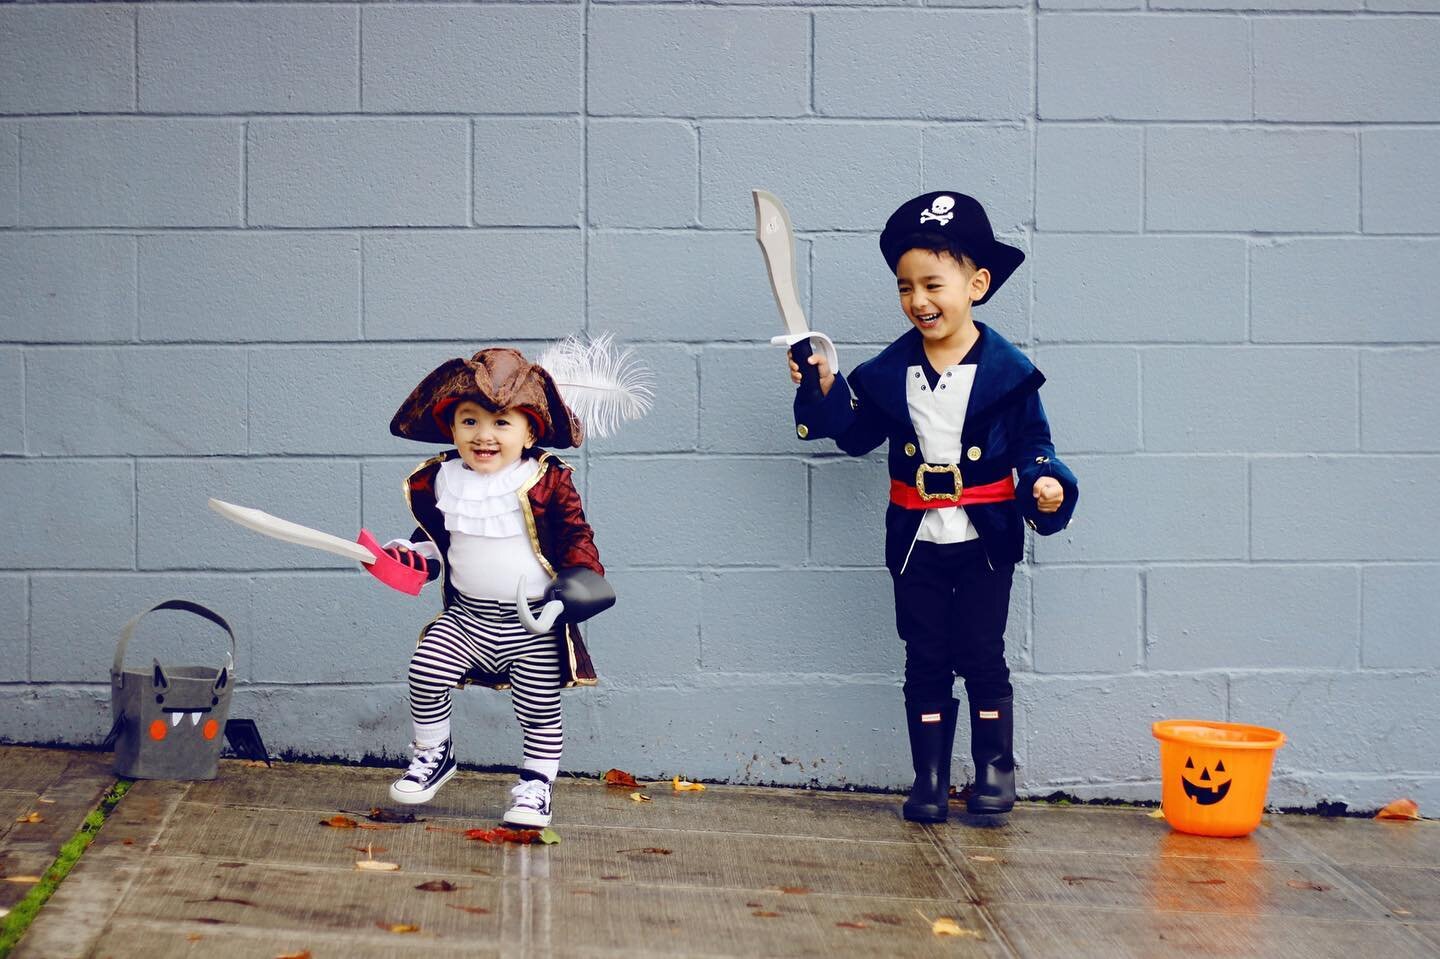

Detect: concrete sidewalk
[2, 746, 1437, 958]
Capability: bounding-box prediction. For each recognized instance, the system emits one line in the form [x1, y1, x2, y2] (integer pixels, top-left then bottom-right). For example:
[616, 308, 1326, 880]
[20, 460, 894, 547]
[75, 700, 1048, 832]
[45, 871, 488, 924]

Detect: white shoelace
[406, 742, 445, 779]
[510, 778, 549, 809]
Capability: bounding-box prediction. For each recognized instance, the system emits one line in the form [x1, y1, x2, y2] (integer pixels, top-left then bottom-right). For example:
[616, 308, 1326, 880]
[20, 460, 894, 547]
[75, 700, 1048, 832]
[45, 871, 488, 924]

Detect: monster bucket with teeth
[110, 600, 236, 780]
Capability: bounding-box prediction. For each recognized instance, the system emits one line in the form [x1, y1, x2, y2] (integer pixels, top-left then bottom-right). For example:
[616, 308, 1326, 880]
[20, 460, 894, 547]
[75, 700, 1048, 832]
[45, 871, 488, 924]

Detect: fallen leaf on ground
[352, 807, 422, 824]
[604, 768, 640, 788]
[931, 917, 980, 938]
[447, 904, 492, 915]
[465, 827, 543, 845]
[779, 886, 811, 895]
[355, 859, 401, 872]
[15, 812, 42, 824]
[377, 923, 420, 933]
[324, 812, 400, 831]
[415, 880, 459, 892]
[273, 952, 310, 959]
[672, 775, 706, 792]
[1148, 809, 1167, 819]
[752, 910, 781, 918]
[863, 913, 903, 926]
[1061, 875, 1115, 886]
[1286, 879, 1331, 892]
[538, 827, 562, 845]
[629, 792, 651, 803]
[836, 921, 868, 929]
[1375, 798, 1421, 821]
[2, 876, 42, 884]
[186, 934, 203, 943]
[618, 847, 672, 855]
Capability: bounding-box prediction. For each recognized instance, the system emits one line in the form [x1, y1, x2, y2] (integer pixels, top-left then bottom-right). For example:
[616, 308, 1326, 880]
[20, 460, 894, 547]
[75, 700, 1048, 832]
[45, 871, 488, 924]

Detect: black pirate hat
[878, 191, 1024, 306]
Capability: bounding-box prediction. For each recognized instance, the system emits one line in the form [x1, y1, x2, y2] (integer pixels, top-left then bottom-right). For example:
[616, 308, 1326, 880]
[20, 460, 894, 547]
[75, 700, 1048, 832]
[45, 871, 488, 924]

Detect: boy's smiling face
[895, 248, 990, 348]
[450, 400, 535, 474]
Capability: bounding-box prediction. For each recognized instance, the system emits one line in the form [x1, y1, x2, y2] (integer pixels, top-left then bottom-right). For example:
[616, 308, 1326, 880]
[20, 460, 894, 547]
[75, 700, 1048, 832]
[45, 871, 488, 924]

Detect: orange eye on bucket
[203, 719, 220, 741]
[149, 719, 168, 741]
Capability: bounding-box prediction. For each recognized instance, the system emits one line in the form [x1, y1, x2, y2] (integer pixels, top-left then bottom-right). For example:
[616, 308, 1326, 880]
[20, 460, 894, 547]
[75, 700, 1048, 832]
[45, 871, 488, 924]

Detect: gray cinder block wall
[2, 1, 1438, 811]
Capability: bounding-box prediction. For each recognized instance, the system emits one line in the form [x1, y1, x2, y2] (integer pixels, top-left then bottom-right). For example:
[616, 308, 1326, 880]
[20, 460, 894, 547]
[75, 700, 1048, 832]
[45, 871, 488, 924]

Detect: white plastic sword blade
[207, 498, 376, 565]
[753, 189, 810, 339]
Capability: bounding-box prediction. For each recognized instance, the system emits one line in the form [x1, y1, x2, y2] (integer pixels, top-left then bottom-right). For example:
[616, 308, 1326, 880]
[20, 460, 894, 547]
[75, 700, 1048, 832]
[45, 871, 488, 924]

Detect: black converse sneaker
[503, 771, 552, 827]
[389, 738, 456, 805]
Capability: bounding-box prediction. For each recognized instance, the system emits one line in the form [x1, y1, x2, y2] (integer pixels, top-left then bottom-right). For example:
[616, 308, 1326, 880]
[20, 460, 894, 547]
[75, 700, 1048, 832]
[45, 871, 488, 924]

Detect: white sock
[523, 758, 559, 782]
[413, 718, 450, 748]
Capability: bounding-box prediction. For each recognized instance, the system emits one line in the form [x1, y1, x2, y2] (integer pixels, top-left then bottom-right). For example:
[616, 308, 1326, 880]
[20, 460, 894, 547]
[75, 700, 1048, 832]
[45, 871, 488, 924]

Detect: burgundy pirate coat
[404, 450, 602, 689]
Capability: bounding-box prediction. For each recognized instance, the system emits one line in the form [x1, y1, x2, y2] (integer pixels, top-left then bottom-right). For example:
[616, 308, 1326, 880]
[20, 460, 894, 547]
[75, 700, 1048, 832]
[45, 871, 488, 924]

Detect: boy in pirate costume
[786, 192, 1078, 821]
[381, 342, 646, 827]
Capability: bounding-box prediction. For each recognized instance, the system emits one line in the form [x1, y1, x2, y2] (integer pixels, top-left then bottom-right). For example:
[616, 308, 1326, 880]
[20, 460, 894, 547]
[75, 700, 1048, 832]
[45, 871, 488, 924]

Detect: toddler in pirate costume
[381, 343, 646, 827]
[786, 192, 1078, 821]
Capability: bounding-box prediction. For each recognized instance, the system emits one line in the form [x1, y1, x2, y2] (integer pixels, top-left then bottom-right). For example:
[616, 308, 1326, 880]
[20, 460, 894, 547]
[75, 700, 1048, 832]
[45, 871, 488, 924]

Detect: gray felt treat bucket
[111, 599, 236, 780]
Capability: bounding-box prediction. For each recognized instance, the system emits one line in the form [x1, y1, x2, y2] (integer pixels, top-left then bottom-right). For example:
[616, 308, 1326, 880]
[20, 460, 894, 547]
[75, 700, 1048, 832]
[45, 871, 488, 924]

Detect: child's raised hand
[1032, 477, 1064, 513]
[787, 348, 835, 397]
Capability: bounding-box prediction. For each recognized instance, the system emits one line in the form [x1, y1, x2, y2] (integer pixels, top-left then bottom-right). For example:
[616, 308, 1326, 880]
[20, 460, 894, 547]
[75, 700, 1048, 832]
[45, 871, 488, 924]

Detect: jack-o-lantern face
[1181, 756, 1232, 806]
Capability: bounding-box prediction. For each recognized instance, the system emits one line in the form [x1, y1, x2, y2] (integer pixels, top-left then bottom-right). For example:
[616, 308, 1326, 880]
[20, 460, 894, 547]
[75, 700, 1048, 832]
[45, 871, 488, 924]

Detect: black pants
[893, 539, 1014, 704]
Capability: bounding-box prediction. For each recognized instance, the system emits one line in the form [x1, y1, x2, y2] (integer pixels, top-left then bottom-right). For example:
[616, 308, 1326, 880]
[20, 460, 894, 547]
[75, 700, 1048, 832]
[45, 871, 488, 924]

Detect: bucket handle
[112, 599, 237, 684]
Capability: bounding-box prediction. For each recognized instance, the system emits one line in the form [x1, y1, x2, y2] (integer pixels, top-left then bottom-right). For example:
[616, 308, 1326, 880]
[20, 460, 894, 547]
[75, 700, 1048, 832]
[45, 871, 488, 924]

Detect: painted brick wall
[2, 1, 1436, 811]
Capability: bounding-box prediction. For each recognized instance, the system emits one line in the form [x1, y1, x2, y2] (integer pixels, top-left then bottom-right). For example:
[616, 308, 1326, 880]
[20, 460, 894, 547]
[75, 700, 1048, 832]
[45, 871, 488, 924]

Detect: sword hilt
[790, 336, 823, 406]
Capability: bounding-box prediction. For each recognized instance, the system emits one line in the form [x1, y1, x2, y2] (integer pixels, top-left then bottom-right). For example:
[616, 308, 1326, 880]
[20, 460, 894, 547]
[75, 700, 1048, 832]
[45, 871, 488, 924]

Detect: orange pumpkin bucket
[1152, 720, 1286, 837]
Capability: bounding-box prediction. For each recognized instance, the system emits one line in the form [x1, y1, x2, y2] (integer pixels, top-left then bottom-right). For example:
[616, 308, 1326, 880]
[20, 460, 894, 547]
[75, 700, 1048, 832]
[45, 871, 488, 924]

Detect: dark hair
[891, 231, 978, 274]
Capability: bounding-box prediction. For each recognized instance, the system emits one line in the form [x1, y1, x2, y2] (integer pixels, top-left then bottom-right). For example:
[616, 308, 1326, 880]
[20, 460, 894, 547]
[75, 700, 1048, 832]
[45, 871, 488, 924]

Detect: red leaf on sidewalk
[603, 769, 639, 788]
[1375, 798, 1422, 821]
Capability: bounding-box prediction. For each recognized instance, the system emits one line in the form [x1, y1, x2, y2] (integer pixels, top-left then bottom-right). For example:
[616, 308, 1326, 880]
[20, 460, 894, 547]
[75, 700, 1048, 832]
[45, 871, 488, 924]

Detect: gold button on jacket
[796, 424, 809, 439]
[903, 442, 917, 457]
[966, 446, 982, 461]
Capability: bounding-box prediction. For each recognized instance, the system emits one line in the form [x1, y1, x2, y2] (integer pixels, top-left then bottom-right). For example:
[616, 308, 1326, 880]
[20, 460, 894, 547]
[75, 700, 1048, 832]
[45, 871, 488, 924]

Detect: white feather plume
[537, 333, 654, 439]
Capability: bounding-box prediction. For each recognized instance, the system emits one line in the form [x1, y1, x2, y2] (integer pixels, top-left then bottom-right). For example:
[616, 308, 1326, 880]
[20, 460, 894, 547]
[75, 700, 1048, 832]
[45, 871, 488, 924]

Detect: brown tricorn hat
[389, 348, 584, 449]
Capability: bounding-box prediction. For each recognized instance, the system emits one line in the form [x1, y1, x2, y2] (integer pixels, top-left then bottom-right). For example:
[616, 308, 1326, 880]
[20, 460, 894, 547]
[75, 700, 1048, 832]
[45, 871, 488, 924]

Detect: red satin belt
[889, 475, 1016, 511]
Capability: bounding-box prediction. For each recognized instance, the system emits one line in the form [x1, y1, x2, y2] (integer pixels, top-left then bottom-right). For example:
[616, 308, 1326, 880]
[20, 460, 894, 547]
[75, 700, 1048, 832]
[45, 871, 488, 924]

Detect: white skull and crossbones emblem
[919, 195, 956, 226]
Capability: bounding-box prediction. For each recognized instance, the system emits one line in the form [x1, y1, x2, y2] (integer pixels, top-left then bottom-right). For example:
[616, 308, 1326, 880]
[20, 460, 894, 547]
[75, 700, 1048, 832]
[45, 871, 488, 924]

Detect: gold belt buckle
[915, 463, 963, 502]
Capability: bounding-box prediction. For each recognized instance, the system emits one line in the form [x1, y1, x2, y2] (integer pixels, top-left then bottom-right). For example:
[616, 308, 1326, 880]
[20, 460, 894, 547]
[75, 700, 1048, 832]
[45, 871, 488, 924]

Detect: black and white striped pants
[408, 593, 564, 762]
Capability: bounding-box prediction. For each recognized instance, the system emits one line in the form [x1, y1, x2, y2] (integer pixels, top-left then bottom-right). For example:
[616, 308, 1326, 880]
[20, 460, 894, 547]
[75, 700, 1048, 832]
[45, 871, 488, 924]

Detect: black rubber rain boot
[967, 696, 1016, 815]
[902, 698, 959, 823]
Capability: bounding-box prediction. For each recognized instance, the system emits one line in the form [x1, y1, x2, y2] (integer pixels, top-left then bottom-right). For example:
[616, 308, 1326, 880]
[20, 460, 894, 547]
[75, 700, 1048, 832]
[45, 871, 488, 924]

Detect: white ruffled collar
[435, 456, 540, 537]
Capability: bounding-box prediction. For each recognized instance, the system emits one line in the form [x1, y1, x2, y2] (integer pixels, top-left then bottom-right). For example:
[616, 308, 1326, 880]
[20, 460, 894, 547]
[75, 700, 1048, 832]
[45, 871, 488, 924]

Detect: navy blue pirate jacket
[794, 323, 1078, 573]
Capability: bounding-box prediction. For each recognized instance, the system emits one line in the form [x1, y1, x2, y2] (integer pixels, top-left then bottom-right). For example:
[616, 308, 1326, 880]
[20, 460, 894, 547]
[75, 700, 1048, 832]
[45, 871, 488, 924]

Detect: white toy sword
[208, 498, 376, 564]
[752, 189, 839, 405]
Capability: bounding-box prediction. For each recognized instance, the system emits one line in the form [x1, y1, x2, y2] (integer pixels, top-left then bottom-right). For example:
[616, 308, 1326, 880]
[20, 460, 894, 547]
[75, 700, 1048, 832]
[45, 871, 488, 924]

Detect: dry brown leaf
[185, 934, 203, 943]
[1375, 798, 1422, 821]
[465, 827, 542, 845]
[350, 807, 421, 824]
[415, 880, 459, 892]
[377, 922, 420, 933]
[629, 792, 651, 803]
[672, 775, 706, 792]
[752, 910, 781, 918]
[604, 768, 640, 788]
[1286, 879, 1331, 892]
[321, 815, 360, 829]
[15, 812, 42, 824]
[836, 921, 868, 929]
[2, 876, 42, 884]
[273, 951, 310, 959]
[447, 904, 492, 915]
[355, 859, 401, 872]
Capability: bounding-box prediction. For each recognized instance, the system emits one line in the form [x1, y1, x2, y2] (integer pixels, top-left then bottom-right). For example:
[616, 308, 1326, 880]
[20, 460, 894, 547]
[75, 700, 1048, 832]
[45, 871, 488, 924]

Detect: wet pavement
[2, 746, 1437, 958]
